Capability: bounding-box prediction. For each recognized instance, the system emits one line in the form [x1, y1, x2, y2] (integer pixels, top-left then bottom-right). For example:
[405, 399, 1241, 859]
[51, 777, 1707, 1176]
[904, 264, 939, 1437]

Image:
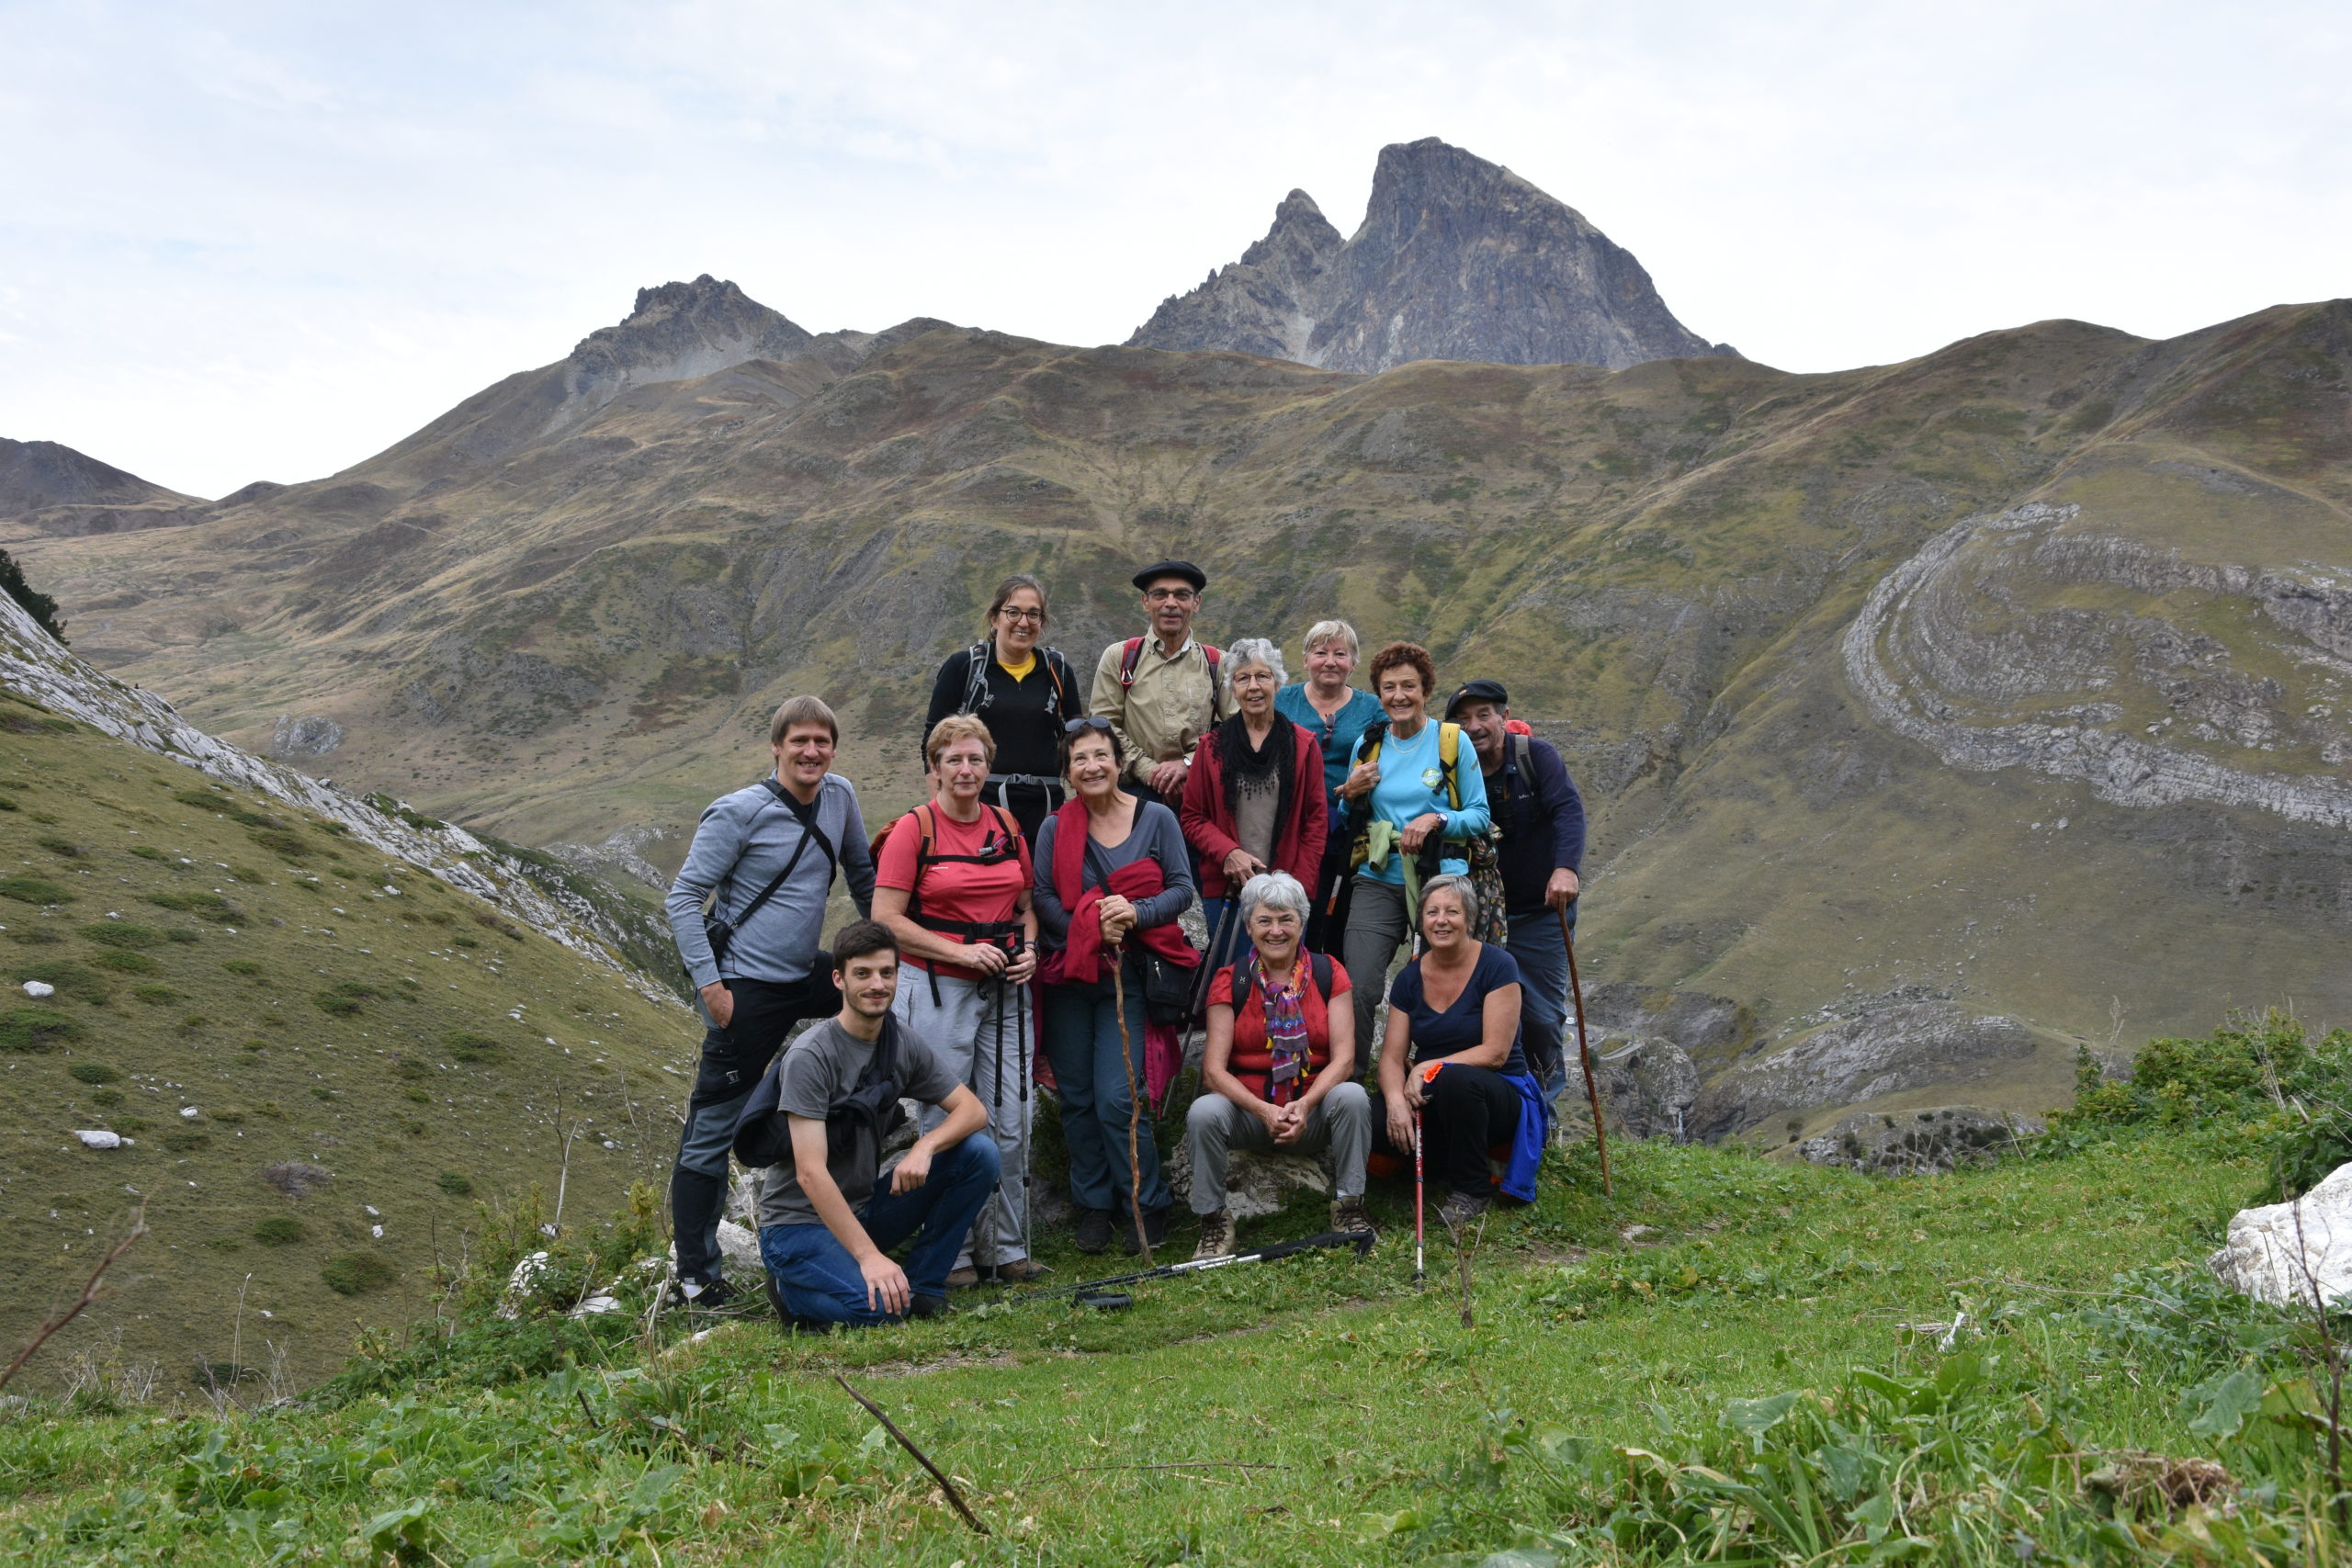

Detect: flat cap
[1445, 678, 1510, 717]
[1131, 559, 1207, 593]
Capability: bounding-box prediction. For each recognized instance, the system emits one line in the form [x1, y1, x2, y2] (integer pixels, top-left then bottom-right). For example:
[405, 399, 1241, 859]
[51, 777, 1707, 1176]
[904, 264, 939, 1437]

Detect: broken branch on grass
[836, 1373, 989, 1535]
[0, 1205, 147, 1392]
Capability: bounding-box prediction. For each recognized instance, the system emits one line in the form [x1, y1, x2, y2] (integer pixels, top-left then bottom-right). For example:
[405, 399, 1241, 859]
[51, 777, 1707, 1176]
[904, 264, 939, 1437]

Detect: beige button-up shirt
[1089, 636, 1236, 786]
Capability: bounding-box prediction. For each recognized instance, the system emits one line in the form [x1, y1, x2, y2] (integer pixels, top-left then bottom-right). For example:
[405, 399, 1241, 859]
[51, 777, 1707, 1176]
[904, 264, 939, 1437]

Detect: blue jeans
[758, 1134, 1001, 1325]
[1505, 909, 1574, 1111]
[1041, 952, 1172, 1214]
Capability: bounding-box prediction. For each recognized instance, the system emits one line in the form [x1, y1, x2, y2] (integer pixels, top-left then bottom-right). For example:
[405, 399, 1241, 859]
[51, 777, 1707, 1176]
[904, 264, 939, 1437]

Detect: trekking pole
[1411, 1106, 1426, 1290]
[1002, 1229, 1373, 1308]
[1110, 941, 1154, 1265]
[1015, 976, 1032, 1264]
[1559, 906, 1611, 1198]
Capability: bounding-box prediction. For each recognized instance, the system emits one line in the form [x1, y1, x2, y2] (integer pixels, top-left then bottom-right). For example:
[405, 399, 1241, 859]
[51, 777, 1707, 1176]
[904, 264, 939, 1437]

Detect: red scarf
[1046, 797, 1197, 1105]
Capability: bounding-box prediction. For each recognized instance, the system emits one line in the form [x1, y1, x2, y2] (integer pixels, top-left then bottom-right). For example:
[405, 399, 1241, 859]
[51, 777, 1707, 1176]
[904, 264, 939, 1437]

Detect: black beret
[1130, 559, 1207, 593]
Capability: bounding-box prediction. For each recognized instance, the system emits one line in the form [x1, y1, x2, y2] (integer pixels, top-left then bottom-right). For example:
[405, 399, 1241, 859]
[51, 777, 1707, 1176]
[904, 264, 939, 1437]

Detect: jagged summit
[1128, 138, 1734, 373]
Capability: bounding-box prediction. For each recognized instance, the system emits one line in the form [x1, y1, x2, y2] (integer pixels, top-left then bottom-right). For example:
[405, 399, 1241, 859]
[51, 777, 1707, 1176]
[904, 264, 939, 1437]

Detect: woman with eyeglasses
[1178, 637, 1327, 973]
[1033, 716, 1198, 1257]
[922, 573, 1085, 846]
[874, 715, 1045, 1284]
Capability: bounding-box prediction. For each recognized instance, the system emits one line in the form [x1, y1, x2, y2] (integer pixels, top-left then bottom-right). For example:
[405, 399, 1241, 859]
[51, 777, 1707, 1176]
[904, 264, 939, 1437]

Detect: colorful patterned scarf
[1259, 953, 1311, 1104]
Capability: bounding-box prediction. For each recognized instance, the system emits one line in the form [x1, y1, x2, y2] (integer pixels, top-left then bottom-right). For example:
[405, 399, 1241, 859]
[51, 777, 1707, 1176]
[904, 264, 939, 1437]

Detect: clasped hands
[1094, 893, 1137, 947]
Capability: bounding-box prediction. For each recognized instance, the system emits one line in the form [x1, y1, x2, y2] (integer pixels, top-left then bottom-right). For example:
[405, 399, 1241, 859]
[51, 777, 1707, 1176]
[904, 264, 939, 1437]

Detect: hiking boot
[1330, 1195, 1377, 1243]
[987, 1258, 1052, 1284]
[944, 1265, 982, 1290]
[906, 1293, 951, 1321]
[1121, 1207, 1170, 1257]
[1193, 1209, 1236, 1261]
[666, 1274, 738, 1312]
[1074, 1207, 1114, 1255]
[1436, 1190, 1491, 1229]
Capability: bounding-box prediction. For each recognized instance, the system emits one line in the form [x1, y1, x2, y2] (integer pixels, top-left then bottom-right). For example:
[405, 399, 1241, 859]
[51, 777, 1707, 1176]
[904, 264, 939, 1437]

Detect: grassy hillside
[0, 694, 700, 1391]
[2, 1021, 2344, 1563]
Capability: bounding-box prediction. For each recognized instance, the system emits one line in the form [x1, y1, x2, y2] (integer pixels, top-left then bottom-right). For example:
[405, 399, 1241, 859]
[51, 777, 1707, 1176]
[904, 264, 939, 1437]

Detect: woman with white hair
[1178, 637, 1326, 964]
[1373, 873, 1547, 1227]
[1183, 870, 1373, 1259]
[1275, 619, 1383, 952]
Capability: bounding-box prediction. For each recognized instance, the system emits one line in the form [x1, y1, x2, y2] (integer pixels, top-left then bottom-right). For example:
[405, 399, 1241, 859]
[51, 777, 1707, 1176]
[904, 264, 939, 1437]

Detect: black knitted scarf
[1218, 713, 1297, 858]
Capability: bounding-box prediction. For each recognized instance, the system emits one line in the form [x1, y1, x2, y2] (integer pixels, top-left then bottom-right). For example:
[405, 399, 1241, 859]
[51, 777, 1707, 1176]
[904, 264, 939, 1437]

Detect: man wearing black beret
[1088, 560, 1232, 810]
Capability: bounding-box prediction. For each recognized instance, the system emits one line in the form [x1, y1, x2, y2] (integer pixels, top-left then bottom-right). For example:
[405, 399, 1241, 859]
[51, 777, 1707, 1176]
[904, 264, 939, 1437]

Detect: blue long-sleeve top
[665, 773, 875, 991]
[1275, 682, 1385, 820]
[1352, 719, 1491, 885]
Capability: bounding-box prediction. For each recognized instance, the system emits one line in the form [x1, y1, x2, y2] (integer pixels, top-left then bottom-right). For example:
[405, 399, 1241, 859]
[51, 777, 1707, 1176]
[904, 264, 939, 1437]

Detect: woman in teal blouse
[1275, 619, 1384, 953]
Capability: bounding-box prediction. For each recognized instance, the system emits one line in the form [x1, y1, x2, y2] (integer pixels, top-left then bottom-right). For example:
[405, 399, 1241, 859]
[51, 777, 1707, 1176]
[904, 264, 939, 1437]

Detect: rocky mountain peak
[1128, 138, 1734, 374]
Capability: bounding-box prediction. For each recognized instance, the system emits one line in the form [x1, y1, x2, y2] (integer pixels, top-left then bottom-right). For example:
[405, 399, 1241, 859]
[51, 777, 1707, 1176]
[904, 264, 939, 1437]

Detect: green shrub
[131, 985, 181, 1005]
[20, 959, 108, 1004]
[436, 1170, 473, 1197]
[221, 958, 264, 976]
[0, 875, 72, 904]
[451, 935, 479, 949]
[163, 1131, 209, 1153]
[6, 929, 61, 945]
[172, 788, 226, 811]
[404, 1088, 432, 1104]
[165, 929, 198, 943]
[0, 795, 17, 810]
[392, 1055, 430, 1079]
[248, 828, 312, 862]
[91, 949, 162, 974]
[2046, 1010, 2352, 1199]
[80, 921, 163, 948]
[147, 892, 241, 922]
[175, 1014, 209, 1033]
[36, 834, 85, 858]
[253, 1216, 305, 1247]
[0, 1008, 83, 1052]
[67, 1060, 119, 1084]
[129, 845, 167, 861]
[225, 865, 266, 883]
[89, 1088, 122, 1106]
[446, 1030, 501, 1063]
[320, 1252, 397, 1296]
[313, 990, 362, 1016]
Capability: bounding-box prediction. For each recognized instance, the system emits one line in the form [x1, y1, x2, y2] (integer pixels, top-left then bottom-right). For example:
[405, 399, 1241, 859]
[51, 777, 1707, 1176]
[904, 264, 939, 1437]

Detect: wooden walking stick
[1559, 906, 1611, 1197]
[1109, 941, 1155, 1265]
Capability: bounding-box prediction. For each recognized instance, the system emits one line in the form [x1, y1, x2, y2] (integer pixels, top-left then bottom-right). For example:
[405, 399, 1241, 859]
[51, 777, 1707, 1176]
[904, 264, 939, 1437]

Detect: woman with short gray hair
[1180, 639, 1329, 965]
[1184, 871, 1372, 1258]
[1275, 620, 1384, 953]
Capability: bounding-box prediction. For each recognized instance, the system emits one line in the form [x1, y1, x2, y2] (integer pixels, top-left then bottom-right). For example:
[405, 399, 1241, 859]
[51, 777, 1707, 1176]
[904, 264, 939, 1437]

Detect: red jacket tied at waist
[1048, 799, 1197, 1106]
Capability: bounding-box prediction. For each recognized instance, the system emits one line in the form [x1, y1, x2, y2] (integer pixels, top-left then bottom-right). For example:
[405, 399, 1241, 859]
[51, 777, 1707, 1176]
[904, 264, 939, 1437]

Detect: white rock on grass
[497, 1250, 553, 1319]
[73, 1130, 129, 1149]
[2210, 1161, 2352, 1309]
[21, 980, 52, 998]
[667, 1220, 762, 1280]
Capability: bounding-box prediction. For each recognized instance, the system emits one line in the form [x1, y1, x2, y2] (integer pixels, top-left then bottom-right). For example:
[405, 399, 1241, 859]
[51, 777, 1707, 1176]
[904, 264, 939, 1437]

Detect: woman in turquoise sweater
[1333, 641, 1491, 1053]
[1275, 619, 1385, 953]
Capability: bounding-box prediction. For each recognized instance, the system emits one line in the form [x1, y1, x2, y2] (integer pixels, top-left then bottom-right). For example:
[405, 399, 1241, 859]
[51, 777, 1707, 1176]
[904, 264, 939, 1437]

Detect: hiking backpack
[1116, 637, 1223, 735]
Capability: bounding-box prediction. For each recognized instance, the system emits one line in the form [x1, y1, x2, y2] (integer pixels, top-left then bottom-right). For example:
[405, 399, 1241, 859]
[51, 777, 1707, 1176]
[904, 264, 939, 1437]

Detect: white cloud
[0, 0, 2345, 495]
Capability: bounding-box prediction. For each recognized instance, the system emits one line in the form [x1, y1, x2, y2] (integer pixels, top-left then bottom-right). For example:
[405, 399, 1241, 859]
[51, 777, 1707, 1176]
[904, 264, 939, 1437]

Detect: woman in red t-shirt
[1180, 869, 1374, 1261]
[873, 715, 1043, 1284]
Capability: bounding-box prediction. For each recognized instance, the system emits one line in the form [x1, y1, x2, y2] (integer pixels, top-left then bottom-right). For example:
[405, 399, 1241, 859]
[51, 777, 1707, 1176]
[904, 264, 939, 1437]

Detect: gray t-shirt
[757, 1017, 960, 1228]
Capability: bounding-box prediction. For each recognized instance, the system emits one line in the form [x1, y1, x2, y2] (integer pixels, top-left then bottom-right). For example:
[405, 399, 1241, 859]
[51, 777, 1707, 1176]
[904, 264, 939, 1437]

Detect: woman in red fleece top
[1179, 637, 1326, 971]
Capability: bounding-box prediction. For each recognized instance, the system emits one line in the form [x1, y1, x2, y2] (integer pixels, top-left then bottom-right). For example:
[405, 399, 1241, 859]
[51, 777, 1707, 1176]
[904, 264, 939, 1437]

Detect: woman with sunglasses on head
[873, 715, 1044, 1285]
[922, 573, 1084, 846]
[1033, 716, 1198, 1257]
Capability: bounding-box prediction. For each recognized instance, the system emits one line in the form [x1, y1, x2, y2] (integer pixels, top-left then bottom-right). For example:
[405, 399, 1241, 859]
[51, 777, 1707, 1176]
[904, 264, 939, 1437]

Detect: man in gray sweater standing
[665, 694, 876, 1307]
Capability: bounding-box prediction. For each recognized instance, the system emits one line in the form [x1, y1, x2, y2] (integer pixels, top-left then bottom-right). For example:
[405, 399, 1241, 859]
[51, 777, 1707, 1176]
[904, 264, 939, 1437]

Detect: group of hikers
[662, 559, 1588, 1326]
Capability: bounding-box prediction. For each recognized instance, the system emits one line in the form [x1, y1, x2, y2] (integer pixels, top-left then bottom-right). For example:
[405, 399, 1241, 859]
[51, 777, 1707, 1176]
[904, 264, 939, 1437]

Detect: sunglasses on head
[1064, 716, 1116, 737]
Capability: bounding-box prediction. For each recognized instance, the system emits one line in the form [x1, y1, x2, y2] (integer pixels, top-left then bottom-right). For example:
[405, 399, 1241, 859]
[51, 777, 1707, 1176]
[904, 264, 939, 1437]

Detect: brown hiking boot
[1436, 1190, 1491, 1229]
[1193, 1209, 1236, 1261]
[1330, 1195, 1376, 1243]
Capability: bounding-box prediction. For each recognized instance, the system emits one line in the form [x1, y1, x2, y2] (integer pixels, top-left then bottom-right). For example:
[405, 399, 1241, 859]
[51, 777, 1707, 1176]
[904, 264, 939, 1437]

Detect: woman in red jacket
[1180, 637, 1327, 971]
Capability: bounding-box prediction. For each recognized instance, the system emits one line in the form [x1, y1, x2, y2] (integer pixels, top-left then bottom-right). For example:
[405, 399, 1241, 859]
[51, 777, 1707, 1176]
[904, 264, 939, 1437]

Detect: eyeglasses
[996, 607, 1044, 623]
[1143, 588, 1197, 604]
[1064, 716, 1116, 736]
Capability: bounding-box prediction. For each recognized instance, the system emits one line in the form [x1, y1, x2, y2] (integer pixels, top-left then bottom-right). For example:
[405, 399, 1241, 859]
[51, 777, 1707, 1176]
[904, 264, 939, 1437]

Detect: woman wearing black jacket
[922, 574, 1085, 846]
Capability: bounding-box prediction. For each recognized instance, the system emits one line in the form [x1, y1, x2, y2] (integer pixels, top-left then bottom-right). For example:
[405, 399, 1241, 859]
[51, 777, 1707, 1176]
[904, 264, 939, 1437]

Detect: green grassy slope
[0, 703, 699, 1392]
[0, 1114, 2322, 1562]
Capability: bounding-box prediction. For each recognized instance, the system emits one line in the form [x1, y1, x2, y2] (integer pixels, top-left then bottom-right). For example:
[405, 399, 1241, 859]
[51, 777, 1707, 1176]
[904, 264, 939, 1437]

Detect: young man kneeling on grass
[751, 920, 1000, 1325]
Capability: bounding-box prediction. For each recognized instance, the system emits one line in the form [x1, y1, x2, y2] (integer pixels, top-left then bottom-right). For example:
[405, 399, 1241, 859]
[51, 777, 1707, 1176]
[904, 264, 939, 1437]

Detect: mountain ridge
[1129, 138, 1734, 372]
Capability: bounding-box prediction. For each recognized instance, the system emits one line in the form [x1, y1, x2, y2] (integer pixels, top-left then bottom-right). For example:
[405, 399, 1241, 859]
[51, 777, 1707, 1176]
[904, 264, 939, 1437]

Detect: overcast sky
[4, 0, 2346, 498]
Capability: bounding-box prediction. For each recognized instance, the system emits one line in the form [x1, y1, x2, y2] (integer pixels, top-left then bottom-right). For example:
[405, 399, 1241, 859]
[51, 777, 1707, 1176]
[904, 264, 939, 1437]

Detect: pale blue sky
[4, 1, 2346, 497]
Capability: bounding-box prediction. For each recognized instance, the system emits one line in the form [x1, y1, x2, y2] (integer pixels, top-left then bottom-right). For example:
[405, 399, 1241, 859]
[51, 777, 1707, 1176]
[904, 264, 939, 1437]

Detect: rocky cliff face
[0, 437, 207, 536]
[1129, 138, 1732, 372]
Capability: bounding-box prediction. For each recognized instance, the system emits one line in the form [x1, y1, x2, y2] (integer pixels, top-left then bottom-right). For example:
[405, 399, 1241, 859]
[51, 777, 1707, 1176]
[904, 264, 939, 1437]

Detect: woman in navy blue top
[1374, 874, 1534, 1223]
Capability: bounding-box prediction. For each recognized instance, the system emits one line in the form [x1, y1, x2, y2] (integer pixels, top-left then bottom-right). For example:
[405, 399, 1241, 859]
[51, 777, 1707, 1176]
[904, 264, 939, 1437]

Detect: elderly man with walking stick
[1444, 682, 1589, 1123]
